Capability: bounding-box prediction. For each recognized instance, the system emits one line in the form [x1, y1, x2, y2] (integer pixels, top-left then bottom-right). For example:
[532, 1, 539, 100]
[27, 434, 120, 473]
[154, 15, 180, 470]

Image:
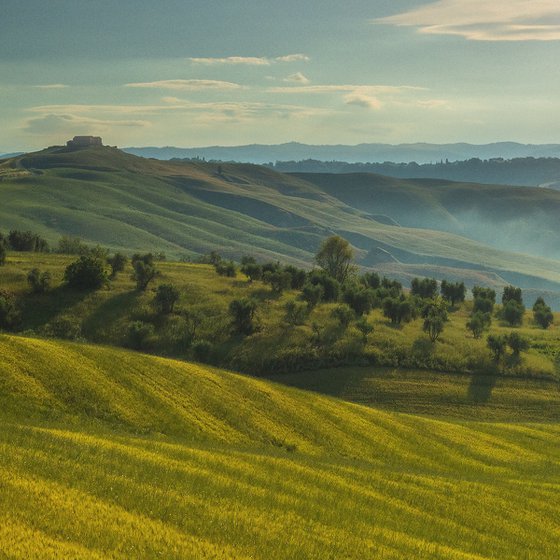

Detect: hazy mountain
[124, 142, 560, 165]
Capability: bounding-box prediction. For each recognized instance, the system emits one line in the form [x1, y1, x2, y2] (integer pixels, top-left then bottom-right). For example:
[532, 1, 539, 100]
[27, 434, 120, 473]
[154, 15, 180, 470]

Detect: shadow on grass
[19, 285, 91, 331]
[81, 290, 141, 340]
[467, 372, 498, 404]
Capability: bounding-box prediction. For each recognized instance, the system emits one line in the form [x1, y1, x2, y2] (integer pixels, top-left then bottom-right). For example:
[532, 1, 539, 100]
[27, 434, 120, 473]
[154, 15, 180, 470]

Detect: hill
[1, 333, 559, 559]
[123, 141, 560, 164]
[2, 144, 560, 297]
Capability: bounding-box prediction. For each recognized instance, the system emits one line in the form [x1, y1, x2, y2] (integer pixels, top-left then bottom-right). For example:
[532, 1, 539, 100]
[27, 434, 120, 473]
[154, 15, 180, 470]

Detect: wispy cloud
[33, 84, 69, 89]
[268, 84, 425, 94]
[188, 54, 310, 65]
[125, 79, 243, 91]
[23, 113, 148, 135]
[344, 93, 382, 110]
[375, 0, 560, 41]
[283, 72, 310, 84]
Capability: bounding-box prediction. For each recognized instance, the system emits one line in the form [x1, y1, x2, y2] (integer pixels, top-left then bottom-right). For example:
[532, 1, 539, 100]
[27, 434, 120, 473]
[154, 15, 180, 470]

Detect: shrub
[131, 254, 158, 291]
[153, 284, 180, 314]
[45, 316, 82, 340]
[502, 300, 525, 326]
[355, 317, 373, 344]
[0, 290, 20, 330]
[330, 304, 354, 328]
[27, 268, 51, 294]
[215, 260, 236, 277]
[382, 297, 413, 325]
[361, 272, 381, 289]
[127, 321, 155, 350]
[301, 282, 323, 309]
[308, 271, 340, 302]
[8, 230, 49, 252]
[487, 334, 507, 362]
[533, 297, 553, 329]
[466, 311, 491, 338]
[284, 299, 308, 326]
[229, 298, 257, 335]
[411, 277, 438, 299]
[343, 285, 375, 316]
[506, 332, 529, 355]
[473, 296, 494, 314]
[192, 339, 212, 361]
[263, 270, 292, 294]
[240, 262, 262, 283]
[107, 252, 128, 278]
[57, 236, 90, 255]
[64, 255, 107, 290]
[283, 265, 307, 290]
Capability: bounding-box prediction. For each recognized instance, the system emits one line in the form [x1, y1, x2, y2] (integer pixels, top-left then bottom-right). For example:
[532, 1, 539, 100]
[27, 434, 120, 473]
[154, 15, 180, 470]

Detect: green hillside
[3, 145, 560, 292]
[1, 334, 559, 559]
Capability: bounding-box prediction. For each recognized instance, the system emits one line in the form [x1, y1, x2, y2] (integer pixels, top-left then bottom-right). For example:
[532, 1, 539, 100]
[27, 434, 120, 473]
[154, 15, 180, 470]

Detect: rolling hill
[1, 333, 559, 559]
[2, 144, 560, 296]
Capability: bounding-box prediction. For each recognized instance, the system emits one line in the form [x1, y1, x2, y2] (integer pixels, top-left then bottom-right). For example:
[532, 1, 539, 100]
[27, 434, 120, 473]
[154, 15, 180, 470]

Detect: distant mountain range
[123, 142, 560, 165]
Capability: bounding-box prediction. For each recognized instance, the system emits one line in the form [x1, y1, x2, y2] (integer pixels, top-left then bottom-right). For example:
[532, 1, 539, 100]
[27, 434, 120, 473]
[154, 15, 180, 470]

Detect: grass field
[0, 333, 559, 559]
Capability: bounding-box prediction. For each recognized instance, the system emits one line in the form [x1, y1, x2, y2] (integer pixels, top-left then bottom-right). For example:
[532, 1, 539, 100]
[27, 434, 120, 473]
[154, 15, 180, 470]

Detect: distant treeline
[266, 157, 560, 187]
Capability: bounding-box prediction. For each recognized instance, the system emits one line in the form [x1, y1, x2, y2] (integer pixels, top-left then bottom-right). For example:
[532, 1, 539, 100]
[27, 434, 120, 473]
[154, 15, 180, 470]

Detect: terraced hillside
[1, 334, 559, 559]
[3, 145, 560, 293]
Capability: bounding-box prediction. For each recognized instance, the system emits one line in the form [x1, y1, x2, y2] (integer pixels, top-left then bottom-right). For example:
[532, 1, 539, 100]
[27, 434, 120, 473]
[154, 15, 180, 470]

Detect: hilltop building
[67, 136, 103, 148]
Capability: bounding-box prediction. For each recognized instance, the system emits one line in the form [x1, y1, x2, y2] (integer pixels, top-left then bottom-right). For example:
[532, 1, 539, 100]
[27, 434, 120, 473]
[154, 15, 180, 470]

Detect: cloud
[344, 93, 382, 110]
[188, 53, 310, 65]
[283, 72, 310, 84]
[375, 0, 560, 41]
[268, 84, 424, 94]
[125, 79, 243, 91]
[23, 113, 148, 135]
[33, 84, 69, 89]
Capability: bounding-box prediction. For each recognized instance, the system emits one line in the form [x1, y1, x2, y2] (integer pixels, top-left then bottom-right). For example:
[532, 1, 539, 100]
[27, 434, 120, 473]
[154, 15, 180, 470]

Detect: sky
[2, 0, 560, 151]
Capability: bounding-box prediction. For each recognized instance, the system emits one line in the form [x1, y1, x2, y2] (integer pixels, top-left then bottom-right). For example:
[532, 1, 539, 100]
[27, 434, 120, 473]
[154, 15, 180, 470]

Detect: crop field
[0, 334, 559, 559]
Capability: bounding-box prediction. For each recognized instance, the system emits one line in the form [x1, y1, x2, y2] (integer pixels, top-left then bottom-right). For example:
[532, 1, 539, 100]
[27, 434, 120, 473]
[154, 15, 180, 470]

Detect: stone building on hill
[66, 136, 103, 147]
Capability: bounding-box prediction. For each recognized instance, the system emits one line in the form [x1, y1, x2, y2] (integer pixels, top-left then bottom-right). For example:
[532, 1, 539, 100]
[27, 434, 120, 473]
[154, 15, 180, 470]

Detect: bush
[0, 234, 6, 265]
[284, 299, 308, 326]
[64, 255, 107, 290]
[355, 317, 373, 344]
[308, 271, 340, 302]
[506, 332, 529, 355]
[361, 272, 381, 289]
[283, 265, 307, 290]
[411, 277, 438, 299]
[466, 311, 491, 338]
[382, 297, 413, 325]
[132, 254, 158, 291]
[8, 230, 49, 252]
[533, 297, 553, 329]
[301, 282, 323, 309]
[107, 252, 128, 278]
[127, 321, 155, 350]
[192, 339, 212, 361]
[0, 290, 20, 330]
[502, 300, 525, 326]
[229, 298, 257, 335]
[343, 284, 375, 316]
[263, 270, 291, 294]
[44, 316, 82, 340]
[153, 284, 180, 314]
[487, 334, 507, 362]
[27, 268, 51, 294]
[57, 236, 90, 255]
[215, 260, 237, 277]
[330, 304, 354, 328]
[473, 296, 494, 314]
[240, 262, 262, 283]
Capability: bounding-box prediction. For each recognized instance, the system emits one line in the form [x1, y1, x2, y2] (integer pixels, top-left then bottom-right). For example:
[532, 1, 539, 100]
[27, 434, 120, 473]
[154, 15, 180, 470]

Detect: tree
[421, 299, 448, 342]
[308, 271, 340, 302]
[315, 235, 355, 284]
[215, 260, 236, 277]
[361, 272, 381, 290]
[229, 298, 257, 335]
[506, 332, 529, 356]
[132, 254, 159, 291]
[8, 230, 49, 252]
[284, 299, 308, 326]
[355, 317, 373, 344]
[411, 277, 438, 299]
[343, 284, 375, 316]
[27, 268, 51, 294]
[153, 284, 180, 314]
[240, 262, 262, 283]
[301, 282, 323, 309]
[502, 300, 525, 326]
[127, 321, 155, 350]
[487, 334, 507, 362]
[440, 280, 466, 306]
[107, 252, 128, 278]
[466, 311, 491, 338]
[64, 255, 107, 290]
[263, 270, 291, 294]
[382, 297, 414, 325]
[502, 285, 523, 305]
[533, 297, 553, 329]
[283, 265, 307, 290]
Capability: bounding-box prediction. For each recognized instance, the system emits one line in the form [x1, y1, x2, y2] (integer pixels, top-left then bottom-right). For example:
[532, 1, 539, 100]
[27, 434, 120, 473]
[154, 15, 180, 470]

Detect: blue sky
[2, 0, 560, 150]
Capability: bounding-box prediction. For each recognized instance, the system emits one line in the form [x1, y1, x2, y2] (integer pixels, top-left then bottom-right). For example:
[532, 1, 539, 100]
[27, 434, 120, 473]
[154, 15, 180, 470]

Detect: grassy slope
[3, 252, 560, 375]
[2, 146, 560, 287]
[1, 334, 560, 559]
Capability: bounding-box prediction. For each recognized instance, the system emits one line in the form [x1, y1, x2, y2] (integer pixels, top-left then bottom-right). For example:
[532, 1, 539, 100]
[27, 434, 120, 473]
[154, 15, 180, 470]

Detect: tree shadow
[467, 372, 498, 404]
[19, 285, 92, 331]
